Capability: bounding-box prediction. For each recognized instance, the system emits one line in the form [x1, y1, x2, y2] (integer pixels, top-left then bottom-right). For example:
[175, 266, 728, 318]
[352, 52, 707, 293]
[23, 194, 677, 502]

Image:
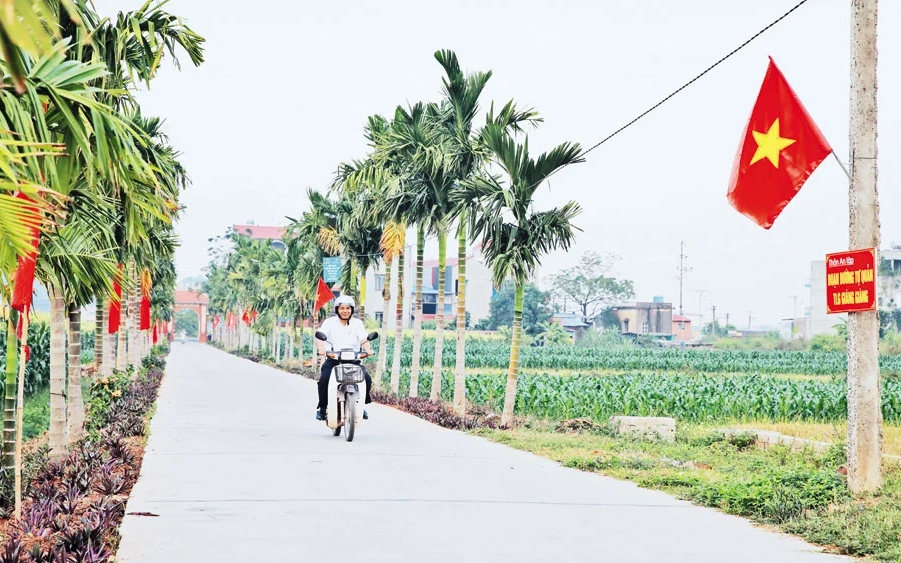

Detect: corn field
[386, 368, 901, 423]
[378, 337, 901, 375]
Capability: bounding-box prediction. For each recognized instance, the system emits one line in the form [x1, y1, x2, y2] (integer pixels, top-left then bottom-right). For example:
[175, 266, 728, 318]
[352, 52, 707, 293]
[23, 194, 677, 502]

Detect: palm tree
[378, 102, 446, 398]
[457, 124, 584, 426]
[377, 220, 405, 387]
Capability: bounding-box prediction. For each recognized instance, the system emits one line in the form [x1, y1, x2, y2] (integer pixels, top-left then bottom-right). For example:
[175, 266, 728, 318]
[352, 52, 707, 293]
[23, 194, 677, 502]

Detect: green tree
[175, 309, 199, 337]
[549, 251, 634, 324]
[457, 123, 583, 426]
[481, 282, 552, 336]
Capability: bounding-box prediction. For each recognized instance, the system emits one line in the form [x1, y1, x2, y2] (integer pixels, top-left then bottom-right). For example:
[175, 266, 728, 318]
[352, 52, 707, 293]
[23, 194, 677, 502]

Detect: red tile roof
[174, 290, 209, 304]
[233, 224, 286, 240]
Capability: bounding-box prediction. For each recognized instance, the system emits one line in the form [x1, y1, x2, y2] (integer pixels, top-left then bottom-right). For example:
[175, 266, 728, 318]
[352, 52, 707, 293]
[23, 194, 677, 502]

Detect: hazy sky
[92, 0, 899, 329]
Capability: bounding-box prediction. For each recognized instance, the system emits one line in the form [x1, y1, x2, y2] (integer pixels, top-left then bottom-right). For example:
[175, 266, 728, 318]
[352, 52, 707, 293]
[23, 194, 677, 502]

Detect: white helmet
[334, 294, 355, 313]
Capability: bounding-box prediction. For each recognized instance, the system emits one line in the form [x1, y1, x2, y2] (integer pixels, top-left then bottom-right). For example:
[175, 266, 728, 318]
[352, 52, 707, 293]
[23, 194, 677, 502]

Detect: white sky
[92, 0, 900, 329]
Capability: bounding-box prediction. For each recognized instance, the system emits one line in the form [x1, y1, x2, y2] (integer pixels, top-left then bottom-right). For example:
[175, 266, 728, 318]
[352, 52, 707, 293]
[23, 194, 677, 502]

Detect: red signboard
[826, 248, 876, 314]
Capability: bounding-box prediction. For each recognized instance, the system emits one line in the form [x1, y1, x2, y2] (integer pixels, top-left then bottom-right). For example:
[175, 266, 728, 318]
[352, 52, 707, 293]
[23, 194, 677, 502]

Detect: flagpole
[832, 151, 852, 181]
[14, 309, 30, 519]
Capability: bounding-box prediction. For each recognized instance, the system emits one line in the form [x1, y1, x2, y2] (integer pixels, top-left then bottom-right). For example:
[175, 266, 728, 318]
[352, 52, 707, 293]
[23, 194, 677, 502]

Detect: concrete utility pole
[711, 305, 717, 338]
[847, 0, 881, 494]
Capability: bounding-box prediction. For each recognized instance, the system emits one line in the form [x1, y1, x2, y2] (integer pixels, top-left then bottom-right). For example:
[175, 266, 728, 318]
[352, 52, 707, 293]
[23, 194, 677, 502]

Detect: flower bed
[0, 345, 168, 561]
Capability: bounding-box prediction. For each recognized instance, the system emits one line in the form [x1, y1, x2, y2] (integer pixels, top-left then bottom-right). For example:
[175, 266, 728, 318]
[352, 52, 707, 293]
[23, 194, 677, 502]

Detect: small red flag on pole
[313, 277, 334, 315]
[11, 193, 41, 312]
[108, 265, 123, 334]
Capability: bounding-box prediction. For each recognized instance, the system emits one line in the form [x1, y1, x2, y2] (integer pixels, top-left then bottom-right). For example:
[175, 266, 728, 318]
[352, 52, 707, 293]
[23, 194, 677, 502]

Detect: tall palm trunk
[390, 247, 405, 394]
[409, 226, 425, 398]
[49, 288, 68, 461]
[358, 267, 367, 321]
[94, 302, 104, 372]
[309, 309, 317, 370]
[375, 257, 392, 387]
[430, 223, 447, 401]
[67, 308, 85, 440]
[103, 305, 115, 376]
[116, 299, 127, 372]
[501, 280, 525, 427]
[3, 313, 19, 470]
[128, 264, 140, 371]
[453, 217, 467, 416]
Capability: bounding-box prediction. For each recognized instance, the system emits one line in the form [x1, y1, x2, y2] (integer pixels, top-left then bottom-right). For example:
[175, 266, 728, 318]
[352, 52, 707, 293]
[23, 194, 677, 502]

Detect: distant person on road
[179, 330, 186, 344]
[315, 295, 374, 420]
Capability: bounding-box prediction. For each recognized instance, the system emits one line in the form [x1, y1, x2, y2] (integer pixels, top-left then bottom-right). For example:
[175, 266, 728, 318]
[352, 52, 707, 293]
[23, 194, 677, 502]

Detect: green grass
[22, 378, 92, 440]
[22, 387, 50, 440]
[472, 422, 901, 562]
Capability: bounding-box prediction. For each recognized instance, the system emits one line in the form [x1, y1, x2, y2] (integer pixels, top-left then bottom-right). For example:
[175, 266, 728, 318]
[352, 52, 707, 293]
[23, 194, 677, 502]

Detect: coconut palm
[457, 124, 584, 426]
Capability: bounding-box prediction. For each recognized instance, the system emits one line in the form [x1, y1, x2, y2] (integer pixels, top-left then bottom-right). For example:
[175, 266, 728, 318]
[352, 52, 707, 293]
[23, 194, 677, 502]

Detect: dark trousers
[317, 359, 372, 410]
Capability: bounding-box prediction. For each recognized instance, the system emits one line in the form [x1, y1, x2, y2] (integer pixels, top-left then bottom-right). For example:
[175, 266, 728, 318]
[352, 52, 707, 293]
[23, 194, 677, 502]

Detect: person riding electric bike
[315, 295, 374, 421]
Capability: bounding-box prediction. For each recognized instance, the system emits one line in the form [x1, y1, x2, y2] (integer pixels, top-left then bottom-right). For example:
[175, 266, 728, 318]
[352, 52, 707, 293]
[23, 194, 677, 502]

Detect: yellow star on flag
[749, 118, 796, 168]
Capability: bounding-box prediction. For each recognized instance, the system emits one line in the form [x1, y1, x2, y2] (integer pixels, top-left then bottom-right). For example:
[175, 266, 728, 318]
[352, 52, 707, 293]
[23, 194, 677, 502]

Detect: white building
[362, 244, 494, 330]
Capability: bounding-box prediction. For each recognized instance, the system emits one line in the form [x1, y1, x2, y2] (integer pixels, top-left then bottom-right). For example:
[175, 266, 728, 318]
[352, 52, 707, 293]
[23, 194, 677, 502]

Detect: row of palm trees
[205, 50, 583, 427]
[0, 0, 204, 491]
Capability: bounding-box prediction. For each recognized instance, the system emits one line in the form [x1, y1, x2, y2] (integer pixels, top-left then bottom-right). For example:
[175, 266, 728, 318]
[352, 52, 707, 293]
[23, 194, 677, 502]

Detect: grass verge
[472, 421, 901, 562]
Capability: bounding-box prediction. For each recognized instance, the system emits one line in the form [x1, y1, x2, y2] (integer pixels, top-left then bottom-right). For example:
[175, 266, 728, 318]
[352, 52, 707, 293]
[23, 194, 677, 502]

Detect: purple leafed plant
[18, 497, 56, 536]
[92, 463, 124, 496]
[0, 532, 22, 563]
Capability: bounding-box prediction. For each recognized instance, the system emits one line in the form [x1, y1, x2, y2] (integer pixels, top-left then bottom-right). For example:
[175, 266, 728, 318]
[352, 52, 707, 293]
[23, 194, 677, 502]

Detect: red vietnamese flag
[11, 193, 41, 312]
[313, 277, 334, 315]
[727, 58, 833, 229]
[108, 265, 124, 334]
[140, 296, 151, 330]
[152, 324, 158, 344]
[212, 315, 220, 330]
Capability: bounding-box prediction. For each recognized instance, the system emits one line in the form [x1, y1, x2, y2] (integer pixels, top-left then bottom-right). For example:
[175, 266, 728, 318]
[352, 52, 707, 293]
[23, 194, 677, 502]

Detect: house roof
[552, 313, 590, 328]
[673, 315, 692, 323]
[174, 290, 209, 304]
[233, 224, 285, 240]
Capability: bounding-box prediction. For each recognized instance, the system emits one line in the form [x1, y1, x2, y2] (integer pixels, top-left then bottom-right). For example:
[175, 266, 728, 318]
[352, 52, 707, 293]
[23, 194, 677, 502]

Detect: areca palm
[1, 42, 152, 461]
[378, 102, 446, 398]
[457, 124, 584, 426]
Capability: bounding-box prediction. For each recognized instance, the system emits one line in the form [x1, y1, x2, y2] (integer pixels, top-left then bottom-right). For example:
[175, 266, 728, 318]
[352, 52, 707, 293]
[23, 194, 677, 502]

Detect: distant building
[233, 222, 286, 250]
[672, 314, 692, 342]
[363, 244, 494, 329]
[782, 317, 810, 340]
[613, 299, 674, 338]
[551, 312, 590, 341]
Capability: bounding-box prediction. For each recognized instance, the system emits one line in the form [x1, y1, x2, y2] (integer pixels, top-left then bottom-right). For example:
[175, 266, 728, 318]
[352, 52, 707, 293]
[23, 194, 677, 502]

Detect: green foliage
[175, 309, 199, 337]
[81, 329, 95, 352]
[532, 321, 571, 347]
[0, 319, 52, 396]
[548, 251, 634, 323]
[389, 366, 901, 423]
[379, 334, 901, 376]
[477, 282, 552, 335]
[691, 468, 847, 524]
[23, 387, 50, 440]
[85, 369, 132, 431]
[576, 328, 635, 349]
[809, 334, 847, 353]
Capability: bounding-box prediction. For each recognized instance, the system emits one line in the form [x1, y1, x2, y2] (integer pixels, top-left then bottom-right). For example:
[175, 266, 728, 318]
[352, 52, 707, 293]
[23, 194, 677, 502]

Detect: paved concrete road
[117, 343, 853, 563]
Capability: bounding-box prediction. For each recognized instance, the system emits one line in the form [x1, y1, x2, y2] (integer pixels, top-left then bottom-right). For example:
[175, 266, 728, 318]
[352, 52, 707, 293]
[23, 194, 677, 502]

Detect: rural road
[117, 343, 854, 562]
